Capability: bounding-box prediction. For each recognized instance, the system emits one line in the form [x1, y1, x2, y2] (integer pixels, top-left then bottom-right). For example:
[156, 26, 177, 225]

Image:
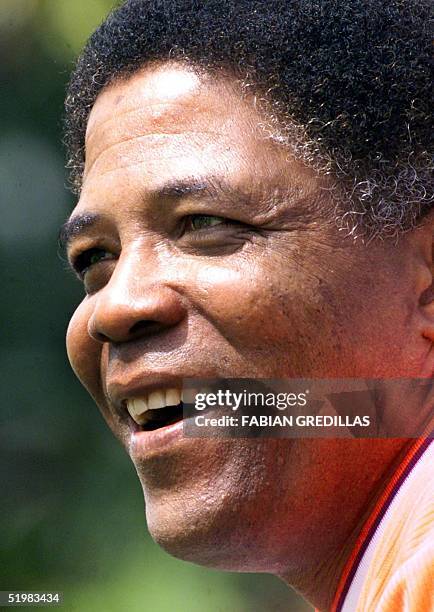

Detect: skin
[64, 63, 434, 610]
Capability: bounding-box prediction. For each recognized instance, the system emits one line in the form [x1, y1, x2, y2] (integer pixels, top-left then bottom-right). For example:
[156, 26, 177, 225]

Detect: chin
[141, 477, 292, 574]
[142, 480, 240, 567]
[145, 510, 279, 573]
[145, 507, 232, 568]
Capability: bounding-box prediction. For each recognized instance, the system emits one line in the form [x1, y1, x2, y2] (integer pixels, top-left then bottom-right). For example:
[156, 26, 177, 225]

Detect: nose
[87, 255, 187, 344]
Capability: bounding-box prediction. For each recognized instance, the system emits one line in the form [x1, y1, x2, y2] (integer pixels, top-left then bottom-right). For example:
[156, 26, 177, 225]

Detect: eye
[72, 247, 114, 278]
[185, 215, 227, 231]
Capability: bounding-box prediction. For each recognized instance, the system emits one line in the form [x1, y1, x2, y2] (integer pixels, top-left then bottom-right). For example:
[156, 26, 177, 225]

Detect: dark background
[0, 2, 311, 610]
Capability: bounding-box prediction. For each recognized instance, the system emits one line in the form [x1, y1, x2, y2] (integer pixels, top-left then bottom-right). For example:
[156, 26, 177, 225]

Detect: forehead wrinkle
[83, 129, 225, 186]
[85, 114, 201, 178]
[85, 98, 203, 152]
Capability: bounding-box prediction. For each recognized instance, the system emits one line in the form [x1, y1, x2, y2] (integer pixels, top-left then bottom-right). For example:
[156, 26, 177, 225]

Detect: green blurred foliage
[0, 2, 311, 610]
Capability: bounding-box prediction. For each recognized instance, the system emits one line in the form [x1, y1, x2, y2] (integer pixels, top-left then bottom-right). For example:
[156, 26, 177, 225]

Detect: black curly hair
[64, 0, 433, 238]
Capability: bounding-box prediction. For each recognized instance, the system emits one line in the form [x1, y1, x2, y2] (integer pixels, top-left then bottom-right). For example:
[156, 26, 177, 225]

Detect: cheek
[187, 248, 353, 377]
[193, 257, 321, 344]
[66, 299, 103, 398]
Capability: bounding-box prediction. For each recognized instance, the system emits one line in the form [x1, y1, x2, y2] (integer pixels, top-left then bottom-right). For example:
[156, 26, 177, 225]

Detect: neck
[279, 438, 413, 611]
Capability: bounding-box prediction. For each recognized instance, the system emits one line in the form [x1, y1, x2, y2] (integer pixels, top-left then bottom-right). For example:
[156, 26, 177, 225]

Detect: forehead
[86, 65, 248, 174]
[78, 63, 318, 215]
[86, 64, 202, 133]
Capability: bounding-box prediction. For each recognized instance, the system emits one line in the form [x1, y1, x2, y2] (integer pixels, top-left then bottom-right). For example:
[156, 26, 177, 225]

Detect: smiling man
[61, 1, 433, 610]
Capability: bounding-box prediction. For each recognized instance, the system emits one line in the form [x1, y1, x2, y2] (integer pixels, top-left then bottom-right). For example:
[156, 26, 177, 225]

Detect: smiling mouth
[125, 388, 184, 431]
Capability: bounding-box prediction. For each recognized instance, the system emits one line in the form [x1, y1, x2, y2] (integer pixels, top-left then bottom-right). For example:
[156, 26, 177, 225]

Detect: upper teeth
[126, 388, 182, 424]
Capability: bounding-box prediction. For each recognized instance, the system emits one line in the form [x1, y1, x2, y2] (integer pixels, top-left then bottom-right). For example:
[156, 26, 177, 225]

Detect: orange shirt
[333, 437, 434, 612]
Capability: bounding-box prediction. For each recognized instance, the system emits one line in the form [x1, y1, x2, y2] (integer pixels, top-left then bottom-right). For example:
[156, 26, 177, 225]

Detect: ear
[419, 212, 434, 343]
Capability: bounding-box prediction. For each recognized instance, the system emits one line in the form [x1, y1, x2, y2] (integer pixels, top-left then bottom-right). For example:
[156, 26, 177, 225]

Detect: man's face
[65, 64, 427, 571]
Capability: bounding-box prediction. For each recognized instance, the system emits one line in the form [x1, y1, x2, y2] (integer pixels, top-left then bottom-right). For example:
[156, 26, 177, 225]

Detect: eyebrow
[157, 179, 210, 199]
[58, 213, 102, 251]
[156, 176, 268, 211]
[155, 176, 257, 208]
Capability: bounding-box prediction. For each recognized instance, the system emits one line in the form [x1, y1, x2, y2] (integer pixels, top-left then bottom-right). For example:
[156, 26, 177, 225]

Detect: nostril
[94, 331, 110, 343]
[129, 319, 162, 336]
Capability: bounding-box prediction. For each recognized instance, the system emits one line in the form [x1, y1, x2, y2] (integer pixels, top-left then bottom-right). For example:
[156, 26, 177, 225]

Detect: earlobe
[419, 221, 434, 342]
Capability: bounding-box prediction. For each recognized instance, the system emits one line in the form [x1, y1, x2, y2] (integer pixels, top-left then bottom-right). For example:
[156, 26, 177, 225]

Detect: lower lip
[129, 417, 188, 458]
